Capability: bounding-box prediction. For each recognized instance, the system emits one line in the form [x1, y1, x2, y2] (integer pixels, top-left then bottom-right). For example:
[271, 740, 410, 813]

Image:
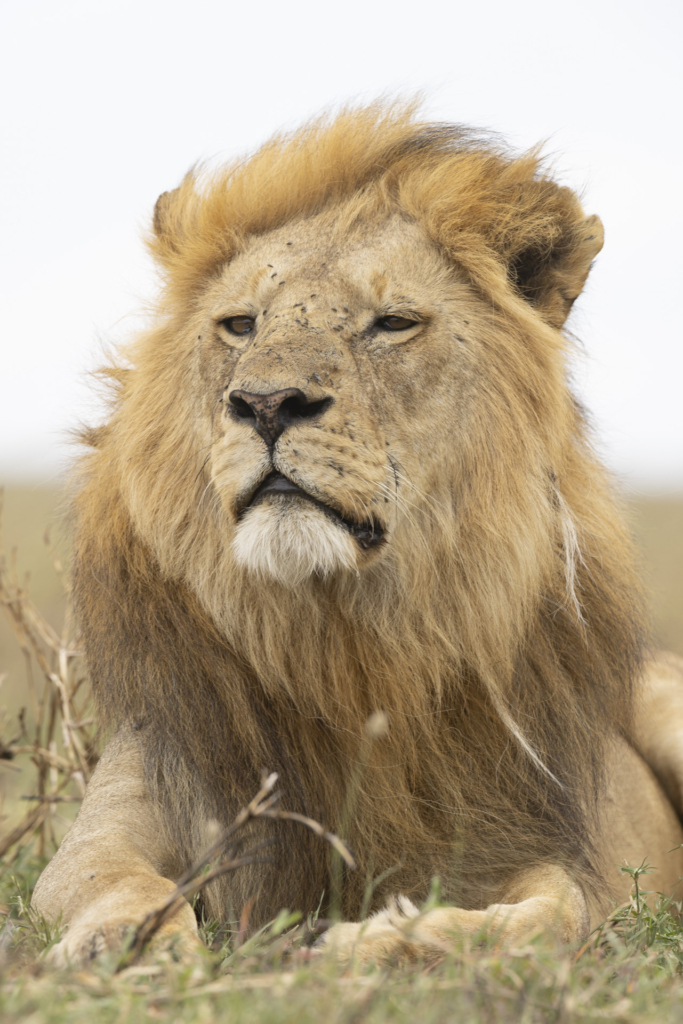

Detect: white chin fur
[232, 499, 358, 587]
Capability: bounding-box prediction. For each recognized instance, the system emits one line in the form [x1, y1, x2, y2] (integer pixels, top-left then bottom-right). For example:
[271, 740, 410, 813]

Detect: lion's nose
[227, 388, 333, 446]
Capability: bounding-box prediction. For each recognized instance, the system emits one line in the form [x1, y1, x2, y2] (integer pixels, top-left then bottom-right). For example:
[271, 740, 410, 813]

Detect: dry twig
[119, 771, 355, 969]
[0, 489, 96, 860]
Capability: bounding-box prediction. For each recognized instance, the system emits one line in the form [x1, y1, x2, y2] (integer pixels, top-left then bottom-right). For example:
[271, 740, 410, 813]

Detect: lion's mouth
[242, 472, 385, 551]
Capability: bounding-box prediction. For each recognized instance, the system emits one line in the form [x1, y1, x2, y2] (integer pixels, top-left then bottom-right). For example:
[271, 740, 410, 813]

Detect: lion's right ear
[147, 173, 206, 272]
[151, 187, 184, 263]
[153, 188, 179, 238]
[147, 173, 231, 292]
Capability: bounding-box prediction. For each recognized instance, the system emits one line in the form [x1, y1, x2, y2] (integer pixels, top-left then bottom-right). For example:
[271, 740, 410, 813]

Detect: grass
[4, 865, 683, 1023]
[1, 483, 683, 1022]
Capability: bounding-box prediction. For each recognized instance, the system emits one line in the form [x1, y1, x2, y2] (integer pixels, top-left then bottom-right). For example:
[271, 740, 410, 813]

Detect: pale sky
[1, 0, 681, 488]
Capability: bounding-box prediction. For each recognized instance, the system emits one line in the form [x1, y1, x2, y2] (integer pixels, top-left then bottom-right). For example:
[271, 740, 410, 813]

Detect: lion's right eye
[221, 316, 255, 336]
[376, 315, 420, 332]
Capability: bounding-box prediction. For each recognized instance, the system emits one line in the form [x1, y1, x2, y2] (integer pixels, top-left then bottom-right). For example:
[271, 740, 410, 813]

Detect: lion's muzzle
[243, 470, 385, 551]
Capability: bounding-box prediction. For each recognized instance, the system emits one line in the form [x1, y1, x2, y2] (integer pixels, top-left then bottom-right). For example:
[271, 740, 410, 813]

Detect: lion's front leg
[321, 866, 589, 967]
[31, 729, 200, 967]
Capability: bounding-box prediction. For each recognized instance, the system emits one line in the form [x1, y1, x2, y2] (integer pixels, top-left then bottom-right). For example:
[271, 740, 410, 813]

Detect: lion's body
[32, 105, 683, 965]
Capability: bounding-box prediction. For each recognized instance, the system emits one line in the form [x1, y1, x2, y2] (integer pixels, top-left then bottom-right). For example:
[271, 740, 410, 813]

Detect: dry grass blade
[258, 808, 356, 869]
[0, 489, 97, 862]
[0, 803, 48, 858]
[118, 772, 355, 969]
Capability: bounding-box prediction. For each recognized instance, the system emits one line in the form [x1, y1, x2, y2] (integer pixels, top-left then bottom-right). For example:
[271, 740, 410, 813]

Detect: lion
[32, 103, 683, 968]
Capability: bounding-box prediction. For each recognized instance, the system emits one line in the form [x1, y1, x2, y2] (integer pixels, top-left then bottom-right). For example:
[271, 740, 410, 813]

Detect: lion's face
[194, 212, 478, 586]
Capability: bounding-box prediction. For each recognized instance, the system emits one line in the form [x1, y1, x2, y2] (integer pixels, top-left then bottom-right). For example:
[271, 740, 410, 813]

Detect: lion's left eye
[221, 316, 255, 335]
[376, 315, 419, 331]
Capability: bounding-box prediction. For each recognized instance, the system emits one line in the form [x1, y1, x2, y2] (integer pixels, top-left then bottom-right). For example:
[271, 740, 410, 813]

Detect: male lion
[33, 104, 683, 967]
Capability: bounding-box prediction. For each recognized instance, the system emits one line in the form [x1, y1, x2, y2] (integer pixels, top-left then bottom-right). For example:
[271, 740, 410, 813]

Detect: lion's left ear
[501, 183, 604, 329]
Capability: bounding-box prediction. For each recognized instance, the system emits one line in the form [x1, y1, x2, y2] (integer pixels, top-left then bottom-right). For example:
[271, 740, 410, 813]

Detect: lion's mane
[73, 104, 644, 922]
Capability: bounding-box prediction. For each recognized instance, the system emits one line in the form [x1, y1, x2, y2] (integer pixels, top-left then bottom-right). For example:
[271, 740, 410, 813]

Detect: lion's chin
[231, 499, 358, 587]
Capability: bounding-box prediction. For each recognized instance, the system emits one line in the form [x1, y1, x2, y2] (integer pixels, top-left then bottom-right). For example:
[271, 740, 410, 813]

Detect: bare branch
[0, 496, 94, 859]
[117, 773, 355, 970]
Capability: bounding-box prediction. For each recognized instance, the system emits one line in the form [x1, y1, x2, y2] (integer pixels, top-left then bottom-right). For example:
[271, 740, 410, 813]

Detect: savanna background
[1, 0, 681, 1020]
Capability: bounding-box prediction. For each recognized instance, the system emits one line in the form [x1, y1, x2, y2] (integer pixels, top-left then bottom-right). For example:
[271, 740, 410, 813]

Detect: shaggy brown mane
[72, 103, 645, 924]
[148, 103, 602, 329]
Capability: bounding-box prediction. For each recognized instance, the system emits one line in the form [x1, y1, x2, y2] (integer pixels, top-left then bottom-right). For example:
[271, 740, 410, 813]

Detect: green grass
[1, 483, 683, 1022]
[3, 849, 683, 1023]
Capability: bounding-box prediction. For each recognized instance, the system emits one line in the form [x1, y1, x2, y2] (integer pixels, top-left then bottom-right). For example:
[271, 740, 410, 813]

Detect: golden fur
[67, 103, 649, 930]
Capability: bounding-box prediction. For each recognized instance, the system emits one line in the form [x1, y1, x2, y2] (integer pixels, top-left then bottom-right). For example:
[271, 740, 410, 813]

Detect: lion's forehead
[215, 212, 449, 315]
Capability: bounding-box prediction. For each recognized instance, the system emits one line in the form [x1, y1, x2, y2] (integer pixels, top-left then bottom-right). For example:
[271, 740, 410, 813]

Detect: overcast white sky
[1, 0, 681, 488]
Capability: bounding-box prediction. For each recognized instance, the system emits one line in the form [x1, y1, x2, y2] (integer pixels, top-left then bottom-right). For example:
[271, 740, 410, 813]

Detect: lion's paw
[45, 920, 202, 970]
[46, 922, 135, 969]
[318, 897, 449, 967]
